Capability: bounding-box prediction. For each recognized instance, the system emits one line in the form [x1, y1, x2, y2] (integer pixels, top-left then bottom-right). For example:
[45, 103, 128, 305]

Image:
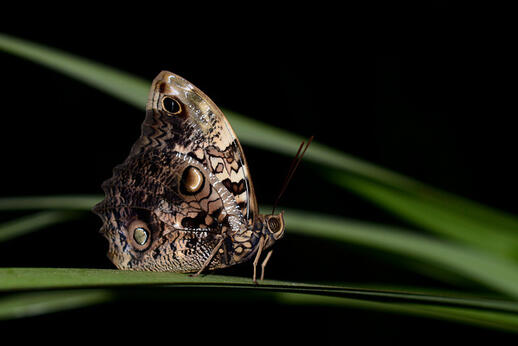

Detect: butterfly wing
[93, 71, 258, 271]
[130, 71, 258, 221]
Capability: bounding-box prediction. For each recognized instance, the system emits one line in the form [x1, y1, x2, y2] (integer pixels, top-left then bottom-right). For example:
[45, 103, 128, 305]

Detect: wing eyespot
[162, 96, 183, 115]
[128, 219, 152, 251]
[180, 166, 205, 195]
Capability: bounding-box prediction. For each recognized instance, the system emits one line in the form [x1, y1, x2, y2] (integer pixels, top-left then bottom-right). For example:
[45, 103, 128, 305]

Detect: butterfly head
[261, 212, 286, 248]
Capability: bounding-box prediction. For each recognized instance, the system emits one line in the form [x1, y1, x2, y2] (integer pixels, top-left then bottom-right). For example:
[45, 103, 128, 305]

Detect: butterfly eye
[180, 166, 205, 195]
[128, 219, 151, 250]
[162, 96, 182, 115]
[268, 217, 281, 233]
[267, 213, 285, 240]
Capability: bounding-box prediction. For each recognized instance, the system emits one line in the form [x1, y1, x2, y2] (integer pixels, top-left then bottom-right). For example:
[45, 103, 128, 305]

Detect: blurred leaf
[3, 195, 518, 299]
[2, 32, 518, 255]
[1, 267, 517, 312]
[0, 289, 112, 320]
[0, 33, 145, 109]
[1, 268, 518, 333]
[0, 195, 101, 211]
[0, 211, 83, 243]
[331, 173, 518, 258]
[0, 34, 518, 249]
[286, 209, 518, 300]
[4, 32, 518, 335]
[278, 293, 518, 334]
[0, 33, 415, 189]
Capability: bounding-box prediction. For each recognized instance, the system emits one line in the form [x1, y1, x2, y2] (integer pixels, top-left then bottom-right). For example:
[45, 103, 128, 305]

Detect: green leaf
[0, 289, 113, 320]
[285, 209, 518, 300]
[3, 195, 518, 299]
[0, 195, 101, 211]
[0, 267, 516, 311]
[0, 211, 83, 243]
[278, 293, 518, 334]
[0, 33, 146, 109]
[1, 268, 518, 333]
[2, 32, 518, 258]
[0, 33, 411, 189]
[4, 33, 518, 334]
[331, 173, 518, 258]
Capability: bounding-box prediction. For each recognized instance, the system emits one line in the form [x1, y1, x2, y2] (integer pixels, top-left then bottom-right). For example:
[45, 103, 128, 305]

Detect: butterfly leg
[260, 249, 273, 281]
[191, 236, 225, 277]
[252, 236, 266, 284]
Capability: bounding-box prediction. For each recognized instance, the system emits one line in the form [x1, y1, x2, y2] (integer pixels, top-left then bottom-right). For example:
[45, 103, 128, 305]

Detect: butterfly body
[93, 71, 285, 278]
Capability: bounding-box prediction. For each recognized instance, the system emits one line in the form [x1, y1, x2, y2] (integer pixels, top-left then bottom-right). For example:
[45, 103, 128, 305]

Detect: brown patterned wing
[130, 71, 258, 222]
[93, 71, 258, 272]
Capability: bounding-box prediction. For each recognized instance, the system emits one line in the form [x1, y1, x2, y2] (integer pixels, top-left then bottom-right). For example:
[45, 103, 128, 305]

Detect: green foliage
[1, 33, 518, 333]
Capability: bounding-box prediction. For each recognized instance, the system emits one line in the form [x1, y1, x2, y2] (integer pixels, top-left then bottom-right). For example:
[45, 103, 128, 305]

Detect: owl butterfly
[93, 71, 310, 282]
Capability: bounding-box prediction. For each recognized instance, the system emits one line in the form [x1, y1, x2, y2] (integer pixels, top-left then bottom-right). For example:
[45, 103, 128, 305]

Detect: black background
[1, 4, 517, 344]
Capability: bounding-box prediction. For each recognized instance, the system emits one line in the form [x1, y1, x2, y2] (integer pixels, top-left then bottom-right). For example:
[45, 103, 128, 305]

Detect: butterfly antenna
[272, 136, 314, 215]
[271, 141, 305, 213]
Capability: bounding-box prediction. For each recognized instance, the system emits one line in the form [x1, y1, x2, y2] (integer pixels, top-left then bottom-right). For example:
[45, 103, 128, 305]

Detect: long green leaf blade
[0, 33, 415, 190]
[0, 289, 112, 320]
[1, 267, 517, 313]
[0, 195, 101, 211]
[0, 211, 82, 243]
[2, 267, 518, 333]
[278, 293, 518, 334]
[2, 195, 518, 299]
[2, 32, 518, 254]
[1, 286, 516, 333]
[0, 33, 146, 109]
[331, 174, 518, 258]
[286, 209, 518, 300]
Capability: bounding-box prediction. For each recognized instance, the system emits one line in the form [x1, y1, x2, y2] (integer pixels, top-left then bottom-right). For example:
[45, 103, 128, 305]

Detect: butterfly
[93, 71, 310, 282]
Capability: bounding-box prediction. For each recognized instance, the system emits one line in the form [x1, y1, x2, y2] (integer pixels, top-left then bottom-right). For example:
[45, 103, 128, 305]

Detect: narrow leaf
[2, 32, 518, 251]
[0, 33, 146, 109]
[0, 211, 83, 243]
[331, 173, 518, 258]
[3, 195, 518, 300]
[286, 209, 518, 300]
[0, 195, 101, 211]
[0, 289, 112, 320]
[1, 267, 518, 314]
[278, 293, 518, 334]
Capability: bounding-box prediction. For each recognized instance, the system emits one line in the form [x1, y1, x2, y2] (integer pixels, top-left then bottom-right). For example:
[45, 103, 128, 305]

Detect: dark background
[1, 5, 517, 343]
